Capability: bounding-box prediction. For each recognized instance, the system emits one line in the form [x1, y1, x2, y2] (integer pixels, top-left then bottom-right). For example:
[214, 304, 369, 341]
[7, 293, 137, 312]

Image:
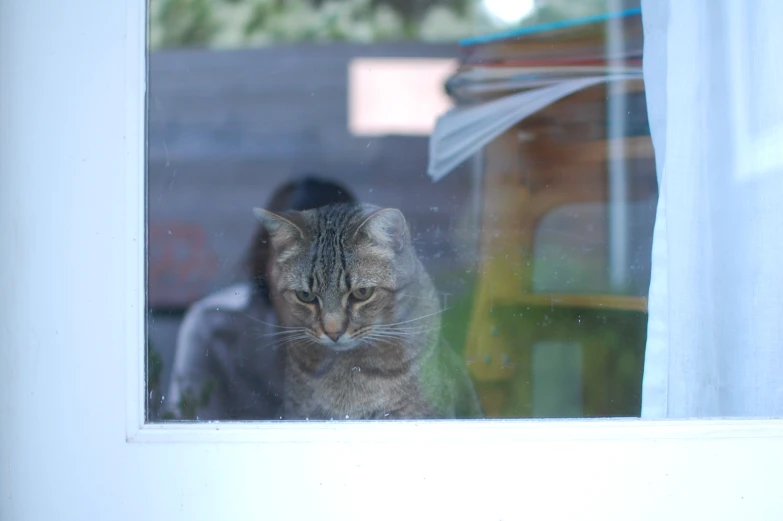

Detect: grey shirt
[164, 282, 285, 420]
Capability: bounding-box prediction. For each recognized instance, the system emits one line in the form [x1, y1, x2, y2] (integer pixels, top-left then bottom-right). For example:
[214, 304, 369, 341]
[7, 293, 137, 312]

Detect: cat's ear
[354, 207, 408, 253]
[253, 207, 304, 253]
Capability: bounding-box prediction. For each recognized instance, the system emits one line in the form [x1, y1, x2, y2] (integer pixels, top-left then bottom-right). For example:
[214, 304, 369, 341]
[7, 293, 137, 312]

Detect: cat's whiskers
[373, 324, 440, 333]
[264, 334, 317, 351]
[354, 326, 439, 345]
[356, 335, 398, 348]
[352, 321, 439, 341]
[242, 312, 302, 330]
[361, 329, 434, 340]
[257, 329, 319, 350]
[350, 310, 446, 339]
[396, 292, 432, 301]
[380, 308, 449, 328]
[370, 324, 440, 335]
[259, 328, 311, 338]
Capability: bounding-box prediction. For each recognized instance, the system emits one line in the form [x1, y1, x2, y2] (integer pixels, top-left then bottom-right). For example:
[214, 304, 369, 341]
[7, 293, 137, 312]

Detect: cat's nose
[325, 331, 343, 342]
[323, 315, 345, 342]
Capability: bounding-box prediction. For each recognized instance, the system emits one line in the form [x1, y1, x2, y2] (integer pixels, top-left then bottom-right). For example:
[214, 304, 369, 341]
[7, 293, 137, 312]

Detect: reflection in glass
[146, 1, 652, 422]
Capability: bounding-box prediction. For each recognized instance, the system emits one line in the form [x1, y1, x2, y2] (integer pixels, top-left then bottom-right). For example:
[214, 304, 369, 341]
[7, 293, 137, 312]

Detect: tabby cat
[253, 203, 482, 420]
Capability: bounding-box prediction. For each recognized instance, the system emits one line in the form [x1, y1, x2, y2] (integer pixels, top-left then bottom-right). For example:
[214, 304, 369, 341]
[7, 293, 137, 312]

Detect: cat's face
[255, 204, 423, 351]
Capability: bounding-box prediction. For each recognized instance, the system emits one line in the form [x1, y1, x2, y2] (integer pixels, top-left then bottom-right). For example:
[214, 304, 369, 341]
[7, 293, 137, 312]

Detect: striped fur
[254, 203, 482, 420]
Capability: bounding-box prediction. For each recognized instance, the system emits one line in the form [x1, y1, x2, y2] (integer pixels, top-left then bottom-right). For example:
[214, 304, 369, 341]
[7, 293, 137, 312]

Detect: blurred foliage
[147, 339, 165, 419]
[436, 268, 645, 419]
[173, 378, 218, 420]
[155, 0, 220, 47]
[149, 0, 616, 49]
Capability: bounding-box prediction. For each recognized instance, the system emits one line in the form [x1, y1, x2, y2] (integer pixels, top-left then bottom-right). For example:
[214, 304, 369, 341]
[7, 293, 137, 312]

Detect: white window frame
[4, 1, 783, 519]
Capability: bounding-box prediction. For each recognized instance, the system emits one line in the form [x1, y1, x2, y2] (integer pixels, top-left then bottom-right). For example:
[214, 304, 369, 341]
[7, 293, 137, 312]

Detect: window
[145, 0, 783, 425]
[147, 1, 663, 424]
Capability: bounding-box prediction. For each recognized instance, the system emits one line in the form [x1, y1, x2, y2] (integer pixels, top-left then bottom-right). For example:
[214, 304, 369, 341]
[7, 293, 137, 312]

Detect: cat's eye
[351, 287, 374, 301]
[295, 290, 317, 303]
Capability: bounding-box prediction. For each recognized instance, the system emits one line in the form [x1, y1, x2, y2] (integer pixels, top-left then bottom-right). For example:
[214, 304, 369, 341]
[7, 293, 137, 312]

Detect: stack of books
[446, 8, 644, 103]
[428, 8, 645, 181]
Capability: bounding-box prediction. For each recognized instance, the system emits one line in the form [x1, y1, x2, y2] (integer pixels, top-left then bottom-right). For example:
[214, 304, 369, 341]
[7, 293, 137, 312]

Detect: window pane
[146, 0, 654, 422]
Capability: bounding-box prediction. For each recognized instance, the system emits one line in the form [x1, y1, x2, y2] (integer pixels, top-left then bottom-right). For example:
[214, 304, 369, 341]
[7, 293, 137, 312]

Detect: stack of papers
[429, 8, 644, 181]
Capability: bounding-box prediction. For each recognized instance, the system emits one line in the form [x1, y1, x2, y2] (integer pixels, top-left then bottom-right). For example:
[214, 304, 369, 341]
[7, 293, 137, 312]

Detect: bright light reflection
[483, 0, 535, 24]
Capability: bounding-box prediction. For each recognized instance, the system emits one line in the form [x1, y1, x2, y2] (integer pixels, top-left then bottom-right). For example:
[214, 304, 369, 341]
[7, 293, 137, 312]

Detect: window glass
[147, 0, 654, 422]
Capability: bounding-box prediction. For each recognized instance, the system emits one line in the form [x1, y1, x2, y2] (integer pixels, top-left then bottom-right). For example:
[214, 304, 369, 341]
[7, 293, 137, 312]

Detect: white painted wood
[130, 417, 783, 444]
[2, 1, 783, 519]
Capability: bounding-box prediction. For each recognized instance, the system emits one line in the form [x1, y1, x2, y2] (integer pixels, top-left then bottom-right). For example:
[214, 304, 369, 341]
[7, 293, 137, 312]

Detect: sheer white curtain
[641, 0, 783, 417]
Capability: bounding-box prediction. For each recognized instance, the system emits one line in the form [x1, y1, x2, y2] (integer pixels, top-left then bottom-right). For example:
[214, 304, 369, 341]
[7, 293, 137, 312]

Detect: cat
[253, 203, 483, 420]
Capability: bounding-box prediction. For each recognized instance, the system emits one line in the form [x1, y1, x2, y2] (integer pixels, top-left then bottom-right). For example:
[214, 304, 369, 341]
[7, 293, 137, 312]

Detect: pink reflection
[348, 58, 457, 136]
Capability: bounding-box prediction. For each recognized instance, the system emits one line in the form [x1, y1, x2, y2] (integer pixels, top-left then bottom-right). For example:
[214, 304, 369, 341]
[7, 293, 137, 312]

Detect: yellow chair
[464, 82, 654, 418]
